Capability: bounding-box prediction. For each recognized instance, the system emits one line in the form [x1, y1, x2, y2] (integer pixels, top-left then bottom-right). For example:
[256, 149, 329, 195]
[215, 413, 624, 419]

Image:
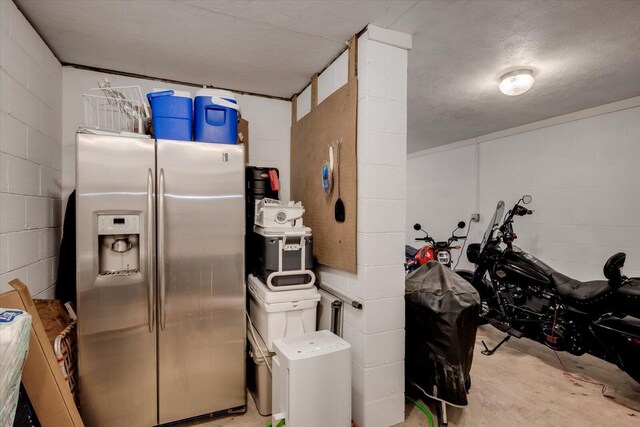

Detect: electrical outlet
[471, 213, 480, 222]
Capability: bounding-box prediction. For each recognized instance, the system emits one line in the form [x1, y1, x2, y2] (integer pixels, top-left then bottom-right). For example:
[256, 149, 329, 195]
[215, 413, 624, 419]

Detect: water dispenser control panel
[98, 215, 140, 235]
[97, 214, 141, 276]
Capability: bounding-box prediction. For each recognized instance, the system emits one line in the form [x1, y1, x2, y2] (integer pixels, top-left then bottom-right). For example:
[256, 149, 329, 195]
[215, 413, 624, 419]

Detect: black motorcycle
[457, 195, 640, 383]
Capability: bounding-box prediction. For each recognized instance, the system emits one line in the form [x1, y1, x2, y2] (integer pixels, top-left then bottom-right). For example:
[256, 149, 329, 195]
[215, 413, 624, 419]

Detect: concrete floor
[400, 326, 640, 427]
[191, 325, 640, 427]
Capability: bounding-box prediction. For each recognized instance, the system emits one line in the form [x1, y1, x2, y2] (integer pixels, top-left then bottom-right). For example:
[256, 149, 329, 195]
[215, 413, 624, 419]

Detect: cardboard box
[0, 280, 84, 427]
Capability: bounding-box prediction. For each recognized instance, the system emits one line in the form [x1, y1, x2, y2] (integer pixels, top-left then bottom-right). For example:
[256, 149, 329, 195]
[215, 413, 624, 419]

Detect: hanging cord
[453, 219, 473, 269]
[405, 395, 435, 427]
[246, 311, 272, 374]
[550, 305, 639, 412]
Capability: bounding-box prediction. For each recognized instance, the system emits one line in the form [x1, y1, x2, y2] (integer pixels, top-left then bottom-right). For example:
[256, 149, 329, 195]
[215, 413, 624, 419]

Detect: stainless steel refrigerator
[76, 133, 246, 426]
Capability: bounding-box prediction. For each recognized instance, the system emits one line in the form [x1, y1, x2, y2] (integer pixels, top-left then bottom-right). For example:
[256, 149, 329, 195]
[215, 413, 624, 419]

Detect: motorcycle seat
[551, 272, 611, 304]
[406, 245, 419, 257]
[617, 278, 640, 298]
[615, 278, 640, 317]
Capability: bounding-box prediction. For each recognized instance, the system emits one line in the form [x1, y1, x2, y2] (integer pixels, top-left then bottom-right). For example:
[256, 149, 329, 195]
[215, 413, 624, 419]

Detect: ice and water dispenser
[98, 214, 140, 276]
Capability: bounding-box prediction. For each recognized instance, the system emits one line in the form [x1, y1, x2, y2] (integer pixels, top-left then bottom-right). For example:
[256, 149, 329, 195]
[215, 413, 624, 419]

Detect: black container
[246, 167, 280, 276]
[254, 230, 313, 287]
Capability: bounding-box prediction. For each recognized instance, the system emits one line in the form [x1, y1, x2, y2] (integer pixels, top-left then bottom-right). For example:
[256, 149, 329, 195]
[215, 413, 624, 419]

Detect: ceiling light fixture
[499, 69, 534, 96]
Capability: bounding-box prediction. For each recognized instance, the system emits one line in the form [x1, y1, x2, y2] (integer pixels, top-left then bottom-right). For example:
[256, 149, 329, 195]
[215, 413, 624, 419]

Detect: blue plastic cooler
[147, 90, 193, 141]
[194, 89, 239, 144]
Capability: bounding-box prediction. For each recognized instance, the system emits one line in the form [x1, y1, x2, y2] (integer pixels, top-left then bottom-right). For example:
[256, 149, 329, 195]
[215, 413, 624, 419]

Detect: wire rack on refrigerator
[81, 79, 150, 136]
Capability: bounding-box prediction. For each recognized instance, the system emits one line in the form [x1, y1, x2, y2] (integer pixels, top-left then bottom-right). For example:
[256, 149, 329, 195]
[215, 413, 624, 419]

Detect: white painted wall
[407, 97, 640, 280]
[62, 67, 292, 211]
[300, 27, 410, 427]
[0, 0, 63, 297]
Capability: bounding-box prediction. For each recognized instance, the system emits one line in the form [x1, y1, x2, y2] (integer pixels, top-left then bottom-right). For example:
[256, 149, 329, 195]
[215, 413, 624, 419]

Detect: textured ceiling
[14, 0, 415, 97]
[389, 0, 640, 152]
[14, 0, 640, 152]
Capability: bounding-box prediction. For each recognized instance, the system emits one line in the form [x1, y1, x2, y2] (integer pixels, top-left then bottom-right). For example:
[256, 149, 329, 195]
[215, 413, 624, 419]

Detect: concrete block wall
[406, 143, 477, 267]
[302, 27, 410, 427]
[238, 93, 291, 200]
[0, 0, 63, 296]
[407, 98, 640, 280]
[62, 67, 292, 210]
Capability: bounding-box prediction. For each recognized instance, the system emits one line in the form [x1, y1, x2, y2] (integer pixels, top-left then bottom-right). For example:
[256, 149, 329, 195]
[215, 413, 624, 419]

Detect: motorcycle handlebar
[512, 204, 534, 217]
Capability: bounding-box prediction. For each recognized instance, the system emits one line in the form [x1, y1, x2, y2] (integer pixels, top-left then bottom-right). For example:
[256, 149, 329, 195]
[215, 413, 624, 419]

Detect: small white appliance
[272, 330, 351, 427]
[247, 274, 320, 351]
[255, 198, 305, 228]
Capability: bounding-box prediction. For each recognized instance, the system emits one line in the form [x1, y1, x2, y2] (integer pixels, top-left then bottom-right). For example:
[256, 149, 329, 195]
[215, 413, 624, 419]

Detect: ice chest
[147, 89, 193, 141]
[247, 325, 274, 416]
[194, 89, 239, 144]
[248, 274, 320, 352]
[254, 226, 315, 290]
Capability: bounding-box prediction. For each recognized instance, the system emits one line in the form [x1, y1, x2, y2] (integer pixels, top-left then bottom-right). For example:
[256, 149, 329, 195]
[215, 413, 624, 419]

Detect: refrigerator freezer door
[76, 134, 157, 427]
[157, 140, 246, 424]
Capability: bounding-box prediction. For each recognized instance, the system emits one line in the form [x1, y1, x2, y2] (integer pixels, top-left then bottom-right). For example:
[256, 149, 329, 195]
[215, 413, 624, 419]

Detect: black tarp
[405, 261, 480, 406]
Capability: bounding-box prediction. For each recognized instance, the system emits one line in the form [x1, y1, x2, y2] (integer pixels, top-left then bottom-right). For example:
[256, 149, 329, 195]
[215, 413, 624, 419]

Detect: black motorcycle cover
[405, 261, 481, 406]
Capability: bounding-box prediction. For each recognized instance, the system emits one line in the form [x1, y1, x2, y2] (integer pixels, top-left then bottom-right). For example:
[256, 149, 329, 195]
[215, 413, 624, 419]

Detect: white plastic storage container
[248, 274, 320, 351]
[247, 324, 274, 416]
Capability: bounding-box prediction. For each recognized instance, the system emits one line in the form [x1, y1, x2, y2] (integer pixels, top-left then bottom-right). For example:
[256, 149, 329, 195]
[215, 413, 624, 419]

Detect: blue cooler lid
[150, 88, 192, 98]
[196, 89, 239, 111]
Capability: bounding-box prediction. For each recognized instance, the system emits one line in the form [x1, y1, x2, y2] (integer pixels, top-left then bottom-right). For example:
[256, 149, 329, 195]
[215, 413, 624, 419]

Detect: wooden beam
[291, 95, 297, 124]
[348, 35, 357, 81]
[311, 73, 318, 109]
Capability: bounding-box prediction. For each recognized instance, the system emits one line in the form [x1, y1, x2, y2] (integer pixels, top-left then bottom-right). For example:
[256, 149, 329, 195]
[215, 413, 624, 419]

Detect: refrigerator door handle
[159, 168, 166, 331]
[147, 168, 155, 332]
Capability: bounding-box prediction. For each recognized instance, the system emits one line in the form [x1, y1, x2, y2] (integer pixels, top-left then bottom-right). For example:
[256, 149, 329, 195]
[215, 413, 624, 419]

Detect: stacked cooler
[246, 196, 320, 416]
[252, 198, 315, 289]
[147, 88, 239, 143]
[246, 167, 280, 277]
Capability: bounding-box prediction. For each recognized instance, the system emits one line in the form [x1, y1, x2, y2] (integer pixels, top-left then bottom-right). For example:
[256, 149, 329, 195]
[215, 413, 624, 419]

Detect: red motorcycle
[405, 221, 467, 273]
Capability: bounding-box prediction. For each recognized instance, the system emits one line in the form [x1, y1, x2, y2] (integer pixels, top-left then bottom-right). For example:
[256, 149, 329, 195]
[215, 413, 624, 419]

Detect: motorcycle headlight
[437, 251, 451, 265]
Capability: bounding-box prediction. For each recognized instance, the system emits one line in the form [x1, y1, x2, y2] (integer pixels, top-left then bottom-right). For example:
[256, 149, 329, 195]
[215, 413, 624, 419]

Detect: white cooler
[247, 274, 320, 351]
